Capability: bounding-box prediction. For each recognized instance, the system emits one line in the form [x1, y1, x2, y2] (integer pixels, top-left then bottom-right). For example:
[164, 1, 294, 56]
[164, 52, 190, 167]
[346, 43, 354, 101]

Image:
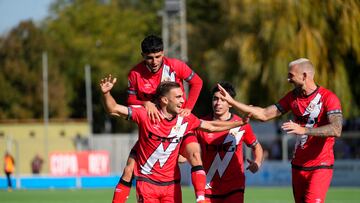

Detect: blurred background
[1, 0, 360, 190]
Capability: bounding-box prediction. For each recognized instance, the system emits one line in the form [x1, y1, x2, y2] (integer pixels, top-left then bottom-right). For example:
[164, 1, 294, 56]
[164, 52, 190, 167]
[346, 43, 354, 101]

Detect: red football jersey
[276, 86, 342, 167]
[129, 106, 201, 184]
[127, 57, 202, 109]
[195, 114, 258, 196]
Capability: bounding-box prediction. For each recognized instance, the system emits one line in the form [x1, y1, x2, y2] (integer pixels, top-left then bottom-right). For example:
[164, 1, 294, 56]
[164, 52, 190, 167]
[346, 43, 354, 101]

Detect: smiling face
[142, 51, 164, 73]
[212, 91, 231, 117]
[287, 64, 305, 89]
[164, 87, 184, 115]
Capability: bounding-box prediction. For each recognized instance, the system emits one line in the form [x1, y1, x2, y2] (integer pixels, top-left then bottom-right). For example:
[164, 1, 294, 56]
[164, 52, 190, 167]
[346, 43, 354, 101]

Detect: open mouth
[148, 65, 159, 73]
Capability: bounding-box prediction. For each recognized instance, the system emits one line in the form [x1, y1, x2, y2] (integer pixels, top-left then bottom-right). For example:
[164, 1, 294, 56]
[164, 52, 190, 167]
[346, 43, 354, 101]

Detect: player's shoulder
[164, 57, 186, 67]
[181, 113, 201, 126]
[319, 86, 336, 95]
[129, 105, 146, 113]
[185, 113, 199, 120]
[318, 86, 340, 100]
[128, 105, 150, 121]
[230, 113, 242, 121]
[164, 56, 182, 63]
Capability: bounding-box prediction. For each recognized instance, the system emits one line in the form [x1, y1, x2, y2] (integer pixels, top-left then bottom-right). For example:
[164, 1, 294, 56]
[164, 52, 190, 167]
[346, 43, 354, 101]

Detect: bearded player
[218, 58, 343, 203]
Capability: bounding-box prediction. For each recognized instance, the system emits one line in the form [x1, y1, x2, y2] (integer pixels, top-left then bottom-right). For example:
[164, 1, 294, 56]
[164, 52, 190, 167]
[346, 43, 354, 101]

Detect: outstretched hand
[100, 74, 117, 94]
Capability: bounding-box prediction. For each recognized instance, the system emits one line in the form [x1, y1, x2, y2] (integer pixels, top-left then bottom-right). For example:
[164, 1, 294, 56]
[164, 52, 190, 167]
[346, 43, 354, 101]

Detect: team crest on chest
[172, 125, 181, 133]
[161, 64, 176, 82]
[306, 102, 316, 113]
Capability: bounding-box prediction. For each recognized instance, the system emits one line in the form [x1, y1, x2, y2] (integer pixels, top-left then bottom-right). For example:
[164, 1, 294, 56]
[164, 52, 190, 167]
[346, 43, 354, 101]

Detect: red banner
[50, 151, 110, 176]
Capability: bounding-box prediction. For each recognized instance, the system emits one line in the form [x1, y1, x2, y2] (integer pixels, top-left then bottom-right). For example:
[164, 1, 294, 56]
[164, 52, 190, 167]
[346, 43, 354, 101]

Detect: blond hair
[289, 58, 315, 78]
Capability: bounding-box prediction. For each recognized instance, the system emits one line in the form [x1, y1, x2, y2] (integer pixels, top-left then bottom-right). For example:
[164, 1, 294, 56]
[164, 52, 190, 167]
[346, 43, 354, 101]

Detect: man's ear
[161, 97, 168, 105]
[303, 72, 307, 81]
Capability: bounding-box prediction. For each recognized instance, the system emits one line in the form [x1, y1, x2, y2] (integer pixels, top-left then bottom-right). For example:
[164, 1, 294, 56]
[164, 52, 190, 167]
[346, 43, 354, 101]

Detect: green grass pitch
[1, 187, 359, 203]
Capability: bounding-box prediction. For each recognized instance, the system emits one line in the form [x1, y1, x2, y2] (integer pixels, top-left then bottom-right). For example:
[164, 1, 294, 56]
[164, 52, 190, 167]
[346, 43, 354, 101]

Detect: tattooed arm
[305, 113, 343, 137]
[281, 113, 343, 137]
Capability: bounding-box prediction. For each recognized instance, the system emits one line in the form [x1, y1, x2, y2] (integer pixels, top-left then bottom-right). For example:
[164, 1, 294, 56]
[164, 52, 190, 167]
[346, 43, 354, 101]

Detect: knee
[188, 150, 202, 166]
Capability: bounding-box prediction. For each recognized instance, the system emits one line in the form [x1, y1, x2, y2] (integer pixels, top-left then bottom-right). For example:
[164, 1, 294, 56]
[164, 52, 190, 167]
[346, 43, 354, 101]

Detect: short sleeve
[172, 59, 194, 81]
[127, 71, 137, 96]
[324, 92, 342, 115]
[275, 91, 293, 114]
[241, 124, 258, 147]
[187, 114, 201, 131]
[128, 106, 147, 125]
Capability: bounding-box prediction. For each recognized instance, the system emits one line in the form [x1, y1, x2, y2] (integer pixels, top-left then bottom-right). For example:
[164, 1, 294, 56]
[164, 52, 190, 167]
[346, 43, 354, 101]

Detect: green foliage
[0, 21, 69, 119]
[188, 0, 360, 118]
[44, 0, 161, 132]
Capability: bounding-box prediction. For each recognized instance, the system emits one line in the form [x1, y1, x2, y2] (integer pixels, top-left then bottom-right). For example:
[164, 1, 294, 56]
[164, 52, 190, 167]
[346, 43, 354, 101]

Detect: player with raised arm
[101, 77, 247, 203]
[112, 35, 204, 203]
[189, 82, 263, 203]
[218, 58, 342, 203]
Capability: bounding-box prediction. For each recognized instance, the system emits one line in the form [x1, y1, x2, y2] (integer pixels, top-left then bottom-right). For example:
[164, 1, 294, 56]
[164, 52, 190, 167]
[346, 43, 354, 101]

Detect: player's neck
[213, 112, 231, 121]
[160, 108, 176, 120]
[302, 82, 318, 96]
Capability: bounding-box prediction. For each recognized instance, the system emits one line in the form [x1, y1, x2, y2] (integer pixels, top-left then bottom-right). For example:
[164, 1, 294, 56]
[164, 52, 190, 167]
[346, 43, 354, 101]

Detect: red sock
[112, 178, 132, 203]
[191, 165, 206, 202]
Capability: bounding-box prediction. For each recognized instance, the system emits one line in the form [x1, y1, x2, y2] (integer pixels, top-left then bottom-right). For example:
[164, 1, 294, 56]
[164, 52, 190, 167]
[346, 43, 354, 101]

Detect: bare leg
[182, 142, 202, 166]
[183, 142, 206, 203]
[121, 156, 135, 182]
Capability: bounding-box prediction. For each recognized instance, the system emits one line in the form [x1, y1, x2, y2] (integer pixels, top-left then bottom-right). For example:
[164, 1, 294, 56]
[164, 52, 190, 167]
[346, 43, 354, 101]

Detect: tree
[187, 0, 360, 118]
[44, 0, 162, 132]
[0, 21, 69, 119]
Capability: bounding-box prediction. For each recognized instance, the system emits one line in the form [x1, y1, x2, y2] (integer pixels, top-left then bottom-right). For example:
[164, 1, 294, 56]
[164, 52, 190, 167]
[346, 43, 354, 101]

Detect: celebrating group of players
[100, 35, 343, 203]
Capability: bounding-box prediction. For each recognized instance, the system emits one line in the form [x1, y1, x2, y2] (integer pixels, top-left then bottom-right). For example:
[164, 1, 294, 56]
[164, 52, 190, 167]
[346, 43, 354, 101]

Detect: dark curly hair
[141, 35, 164, 54]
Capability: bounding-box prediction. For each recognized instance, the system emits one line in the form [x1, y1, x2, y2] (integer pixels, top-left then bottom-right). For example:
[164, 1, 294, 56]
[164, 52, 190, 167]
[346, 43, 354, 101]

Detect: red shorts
[205, 190, 244, 203]
[292, 168, 333, 203]
[136, 181, 182, 203]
